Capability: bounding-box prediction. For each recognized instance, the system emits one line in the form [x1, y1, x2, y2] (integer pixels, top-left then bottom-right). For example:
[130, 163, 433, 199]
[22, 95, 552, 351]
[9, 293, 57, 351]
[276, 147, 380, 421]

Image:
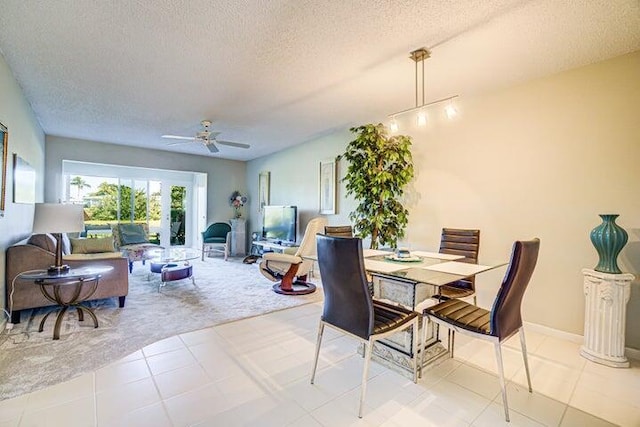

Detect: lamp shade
[32, 203, 85, 234]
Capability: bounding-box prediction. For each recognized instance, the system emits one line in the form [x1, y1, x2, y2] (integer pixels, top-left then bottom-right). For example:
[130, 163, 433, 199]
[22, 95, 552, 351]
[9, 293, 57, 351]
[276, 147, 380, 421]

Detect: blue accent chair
[201, 222, 231, 261]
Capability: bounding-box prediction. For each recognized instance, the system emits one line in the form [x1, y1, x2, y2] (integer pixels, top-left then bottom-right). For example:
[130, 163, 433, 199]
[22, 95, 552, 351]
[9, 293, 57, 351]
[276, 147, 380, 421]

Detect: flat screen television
[262, 205, 297, 243]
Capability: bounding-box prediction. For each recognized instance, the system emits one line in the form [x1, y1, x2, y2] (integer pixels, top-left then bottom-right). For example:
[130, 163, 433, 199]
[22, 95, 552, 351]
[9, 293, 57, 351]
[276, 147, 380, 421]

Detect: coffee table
[147, 247, 200, 291]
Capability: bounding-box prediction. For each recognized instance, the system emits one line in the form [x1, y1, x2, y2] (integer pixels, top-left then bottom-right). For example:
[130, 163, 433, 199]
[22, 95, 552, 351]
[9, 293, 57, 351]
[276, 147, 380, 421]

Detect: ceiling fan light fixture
[161, 119, 250, 153]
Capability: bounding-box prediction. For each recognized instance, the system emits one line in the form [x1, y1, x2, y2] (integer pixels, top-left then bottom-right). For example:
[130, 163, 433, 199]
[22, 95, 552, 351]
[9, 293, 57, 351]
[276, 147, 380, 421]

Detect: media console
[251, 240, 299, 255]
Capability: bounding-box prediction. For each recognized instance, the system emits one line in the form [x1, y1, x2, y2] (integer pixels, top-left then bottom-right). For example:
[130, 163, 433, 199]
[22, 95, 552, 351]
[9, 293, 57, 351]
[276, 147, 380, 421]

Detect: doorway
[159, 183, 189, 247]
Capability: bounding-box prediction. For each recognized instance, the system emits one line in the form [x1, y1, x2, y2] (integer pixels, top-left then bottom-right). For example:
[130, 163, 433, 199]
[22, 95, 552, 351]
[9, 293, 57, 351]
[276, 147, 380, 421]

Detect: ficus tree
[342, 123, 414, 249]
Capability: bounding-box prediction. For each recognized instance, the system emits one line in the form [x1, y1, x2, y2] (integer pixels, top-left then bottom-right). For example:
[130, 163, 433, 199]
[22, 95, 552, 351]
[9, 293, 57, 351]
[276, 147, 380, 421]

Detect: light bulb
[445, 104, 457, 119]
[416, 111, 427, 126]
[389, 118, 399, 133]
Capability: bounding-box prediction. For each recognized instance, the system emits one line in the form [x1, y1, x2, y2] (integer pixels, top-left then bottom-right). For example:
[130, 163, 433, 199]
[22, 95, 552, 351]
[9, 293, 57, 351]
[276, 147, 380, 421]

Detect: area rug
[0, 257, 322, 401]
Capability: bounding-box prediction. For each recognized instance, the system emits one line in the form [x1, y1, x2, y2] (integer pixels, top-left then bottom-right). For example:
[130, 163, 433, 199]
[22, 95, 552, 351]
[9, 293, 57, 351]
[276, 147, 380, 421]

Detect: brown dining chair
[324, 225, 354, 238]
[311, 234, 419, 418]
[439, 228, 480, 303]
[423, 238, 540, 422]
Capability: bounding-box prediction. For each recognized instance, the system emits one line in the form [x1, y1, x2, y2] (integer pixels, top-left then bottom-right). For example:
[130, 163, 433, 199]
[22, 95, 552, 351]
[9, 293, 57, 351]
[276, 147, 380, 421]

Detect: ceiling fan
[161, 120, 250, 153]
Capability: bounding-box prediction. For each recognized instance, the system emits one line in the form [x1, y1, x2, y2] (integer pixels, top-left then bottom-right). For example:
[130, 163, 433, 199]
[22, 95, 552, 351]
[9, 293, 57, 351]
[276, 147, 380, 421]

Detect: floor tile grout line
[142, 345, 176, 427]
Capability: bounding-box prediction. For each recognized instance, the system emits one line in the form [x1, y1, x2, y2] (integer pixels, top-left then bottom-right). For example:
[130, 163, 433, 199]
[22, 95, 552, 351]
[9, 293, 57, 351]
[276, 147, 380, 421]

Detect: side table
[20, 266, 113, 340]
[581, 268, 634, 367]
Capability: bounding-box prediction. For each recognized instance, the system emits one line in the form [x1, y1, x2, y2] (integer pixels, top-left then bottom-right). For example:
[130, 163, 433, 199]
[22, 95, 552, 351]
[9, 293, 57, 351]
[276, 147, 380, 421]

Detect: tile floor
[0, 302, 638, 426]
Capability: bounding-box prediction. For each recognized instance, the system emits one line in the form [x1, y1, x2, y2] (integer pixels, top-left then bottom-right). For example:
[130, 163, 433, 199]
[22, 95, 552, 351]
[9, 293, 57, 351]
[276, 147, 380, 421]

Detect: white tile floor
[0, 302, 638, 426]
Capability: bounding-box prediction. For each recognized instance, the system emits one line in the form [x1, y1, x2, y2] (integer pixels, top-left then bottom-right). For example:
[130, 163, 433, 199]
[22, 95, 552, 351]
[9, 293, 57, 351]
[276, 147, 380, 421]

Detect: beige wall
[45, 136, 247, 223]
[0, 54, 46, 322]
[248, 51, 640, 349]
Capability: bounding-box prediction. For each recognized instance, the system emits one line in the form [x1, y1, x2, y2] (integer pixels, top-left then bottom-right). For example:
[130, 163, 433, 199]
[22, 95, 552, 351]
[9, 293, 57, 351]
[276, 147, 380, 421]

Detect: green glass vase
[589, 214, 628, 274]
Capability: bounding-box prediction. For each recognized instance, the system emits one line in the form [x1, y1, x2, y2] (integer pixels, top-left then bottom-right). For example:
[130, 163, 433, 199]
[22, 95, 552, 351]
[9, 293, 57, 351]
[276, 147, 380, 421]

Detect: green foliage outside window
[84, 182, 161, 222]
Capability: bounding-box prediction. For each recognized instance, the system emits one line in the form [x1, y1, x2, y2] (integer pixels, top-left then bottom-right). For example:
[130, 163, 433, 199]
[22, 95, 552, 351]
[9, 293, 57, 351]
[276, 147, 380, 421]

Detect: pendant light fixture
[388, 48, 459, 132]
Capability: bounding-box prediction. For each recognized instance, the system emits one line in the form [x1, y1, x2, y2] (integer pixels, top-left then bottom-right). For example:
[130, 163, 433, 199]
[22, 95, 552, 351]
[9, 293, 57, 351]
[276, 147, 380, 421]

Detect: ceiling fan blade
[162, 135, 196, 141]
[166, 141, 192, 146]
[205, 142, 219, 153]
[216, 140, 250, 149]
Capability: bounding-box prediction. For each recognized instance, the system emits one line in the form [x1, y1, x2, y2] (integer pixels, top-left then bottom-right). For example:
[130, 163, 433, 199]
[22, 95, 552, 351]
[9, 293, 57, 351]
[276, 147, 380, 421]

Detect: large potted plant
[342, 123, 414, 249]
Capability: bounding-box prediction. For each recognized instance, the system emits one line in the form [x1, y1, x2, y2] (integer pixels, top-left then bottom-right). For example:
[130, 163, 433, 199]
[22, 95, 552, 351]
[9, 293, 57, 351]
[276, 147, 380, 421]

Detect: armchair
[259, 217, 327, 295]
[201, 222, 231, 261]
[111, 222, 162, 273]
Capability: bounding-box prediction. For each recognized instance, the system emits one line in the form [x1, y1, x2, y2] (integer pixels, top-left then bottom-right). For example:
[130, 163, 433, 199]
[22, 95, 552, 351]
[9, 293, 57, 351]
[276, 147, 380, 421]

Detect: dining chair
[311, 234, 419, 418]
[422, 238, 540, 422]
[439, 228, 480, 303]
[324, 225, 353, 238]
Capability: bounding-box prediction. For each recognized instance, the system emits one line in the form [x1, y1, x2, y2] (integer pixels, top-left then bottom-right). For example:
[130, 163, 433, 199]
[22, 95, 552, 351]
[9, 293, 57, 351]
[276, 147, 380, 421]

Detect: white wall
[45, 136, 247, 224]
[246, 129, 356, 239]
[247, 51, 640, 349]
[0, 53, 46, 321]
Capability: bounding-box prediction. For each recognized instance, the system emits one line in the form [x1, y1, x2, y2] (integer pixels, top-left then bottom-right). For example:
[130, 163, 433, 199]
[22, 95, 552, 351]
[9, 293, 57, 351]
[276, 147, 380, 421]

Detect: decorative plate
[384, 254, 422, 262]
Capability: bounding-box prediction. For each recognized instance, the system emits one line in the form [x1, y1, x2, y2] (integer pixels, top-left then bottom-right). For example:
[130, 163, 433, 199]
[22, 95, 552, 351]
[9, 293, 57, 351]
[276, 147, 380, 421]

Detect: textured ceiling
[0, 0, 639, 161]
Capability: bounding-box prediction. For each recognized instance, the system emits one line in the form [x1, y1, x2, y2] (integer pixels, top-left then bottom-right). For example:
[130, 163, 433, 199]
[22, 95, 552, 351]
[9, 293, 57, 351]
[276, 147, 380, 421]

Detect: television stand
[252, 240, 299, 254]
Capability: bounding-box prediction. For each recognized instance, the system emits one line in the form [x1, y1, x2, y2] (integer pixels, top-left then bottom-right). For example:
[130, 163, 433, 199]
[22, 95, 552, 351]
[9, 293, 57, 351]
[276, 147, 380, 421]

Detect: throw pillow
[61, 233, 72, 255]
[118, 223, 149, 245]
[70, 237, 115, 254]
[27, 234, 57, 253]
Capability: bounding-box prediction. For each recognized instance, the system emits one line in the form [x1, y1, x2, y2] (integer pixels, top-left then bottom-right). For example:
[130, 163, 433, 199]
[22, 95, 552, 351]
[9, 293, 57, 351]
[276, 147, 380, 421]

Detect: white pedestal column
[581, 269, 634, 368]
[230, 219, 247, 256]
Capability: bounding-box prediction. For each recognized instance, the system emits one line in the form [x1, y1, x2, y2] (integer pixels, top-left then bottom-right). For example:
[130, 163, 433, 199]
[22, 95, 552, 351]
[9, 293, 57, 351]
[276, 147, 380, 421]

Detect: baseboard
[524, 321, 583, 343]
[524, 321, 640, 361]
[626, 346, 640, 361]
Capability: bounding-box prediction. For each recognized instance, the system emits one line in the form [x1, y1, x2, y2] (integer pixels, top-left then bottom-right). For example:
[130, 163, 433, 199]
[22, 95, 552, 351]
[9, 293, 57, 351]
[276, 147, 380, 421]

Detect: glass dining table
[314, 248, 507, 377]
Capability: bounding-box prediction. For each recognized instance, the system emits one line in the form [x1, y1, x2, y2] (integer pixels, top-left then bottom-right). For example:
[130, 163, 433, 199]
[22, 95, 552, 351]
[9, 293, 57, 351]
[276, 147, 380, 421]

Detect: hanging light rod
[388, 94, 459, 118]
[387, 47, 459, 131]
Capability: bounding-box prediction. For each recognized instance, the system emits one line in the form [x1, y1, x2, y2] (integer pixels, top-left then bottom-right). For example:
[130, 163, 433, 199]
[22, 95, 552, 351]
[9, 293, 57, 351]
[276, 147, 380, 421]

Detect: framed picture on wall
[319, 158, 336, 214]
[258, 171, 270, 212]
[0, 122, 7, 216]
[13, 153, 36, 204]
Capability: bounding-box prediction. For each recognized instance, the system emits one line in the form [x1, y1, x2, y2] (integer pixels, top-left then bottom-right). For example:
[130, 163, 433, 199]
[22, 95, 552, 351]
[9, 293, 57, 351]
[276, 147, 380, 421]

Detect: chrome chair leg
[519, 327, 533, 392]
[451, 330, 456, 359]
[494, 341, 510, 422]
[359, 339, 374, 418]
[310, 322, 325, 384]
[412, 318, 419, 383]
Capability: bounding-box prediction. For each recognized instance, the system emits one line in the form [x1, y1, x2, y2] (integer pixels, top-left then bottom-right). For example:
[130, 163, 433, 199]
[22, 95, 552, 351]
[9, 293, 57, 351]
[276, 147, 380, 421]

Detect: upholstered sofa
[5, 233, 129, 324]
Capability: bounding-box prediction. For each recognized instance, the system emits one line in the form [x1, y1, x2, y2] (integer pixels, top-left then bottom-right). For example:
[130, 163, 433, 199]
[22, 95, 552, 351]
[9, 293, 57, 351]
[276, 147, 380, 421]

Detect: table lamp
[32, 203, 85, 274]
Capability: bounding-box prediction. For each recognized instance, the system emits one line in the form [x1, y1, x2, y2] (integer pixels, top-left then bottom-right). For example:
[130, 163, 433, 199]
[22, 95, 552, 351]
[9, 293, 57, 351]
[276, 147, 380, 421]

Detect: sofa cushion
[27, 234, 56, 253]
[64, 252, 124, 261]
[70, 237, 115, 254]
[61, 233, 72, 255]
[118, 223, 149, 245]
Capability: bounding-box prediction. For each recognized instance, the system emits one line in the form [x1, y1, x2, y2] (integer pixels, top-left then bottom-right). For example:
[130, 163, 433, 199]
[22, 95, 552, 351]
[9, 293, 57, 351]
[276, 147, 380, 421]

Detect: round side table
[20, 266, 113, 340]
